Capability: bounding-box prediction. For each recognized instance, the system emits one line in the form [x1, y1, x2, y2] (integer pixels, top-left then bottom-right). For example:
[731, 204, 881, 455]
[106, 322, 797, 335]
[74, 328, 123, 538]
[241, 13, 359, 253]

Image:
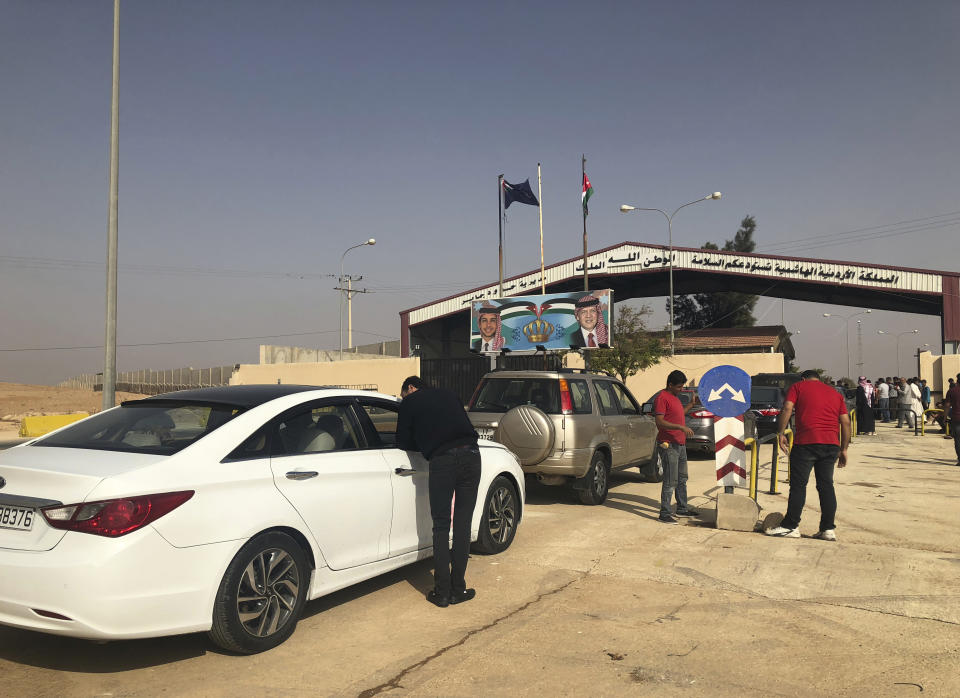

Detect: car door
[353, 397, 433, 557]
[611, 382, 655, 463]
[269, 400, 392, 570]
[591, 380, 628, 465]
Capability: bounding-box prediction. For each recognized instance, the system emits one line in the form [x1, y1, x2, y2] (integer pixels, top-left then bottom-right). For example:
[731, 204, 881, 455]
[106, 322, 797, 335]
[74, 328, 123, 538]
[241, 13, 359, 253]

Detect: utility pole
[855, 319, 864, 375]
[102, 0, 120, 410]
[334, 275, 372, 352]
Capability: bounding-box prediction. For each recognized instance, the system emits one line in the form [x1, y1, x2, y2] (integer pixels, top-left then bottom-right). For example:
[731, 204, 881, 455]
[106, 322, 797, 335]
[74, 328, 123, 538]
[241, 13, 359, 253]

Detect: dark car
[641, 388, 756, 456]
[749, 385, 786, 437]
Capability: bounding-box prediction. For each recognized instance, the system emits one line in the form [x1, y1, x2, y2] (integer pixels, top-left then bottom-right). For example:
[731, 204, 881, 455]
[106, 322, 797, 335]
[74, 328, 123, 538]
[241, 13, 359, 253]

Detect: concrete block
[715, 493, 760, 531]
[19, 413, 89, 437]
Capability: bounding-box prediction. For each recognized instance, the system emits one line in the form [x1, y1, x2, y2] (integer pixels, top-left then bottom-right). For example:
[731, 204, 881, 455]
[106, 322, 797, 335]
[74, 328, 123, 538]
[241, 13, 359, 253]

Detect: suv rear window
[751, 386, 782, 404]
[469, 378, 561, 414]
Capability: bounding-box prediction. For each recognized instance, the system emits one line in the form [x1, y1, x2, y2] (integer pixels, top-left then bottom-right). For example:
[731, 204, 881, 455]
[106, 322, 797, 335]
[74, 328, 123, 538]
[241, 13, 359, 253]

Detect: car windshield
[751, 387, 781, 405]
[469, 378, 561, 414]
[33, 401, 244, 455]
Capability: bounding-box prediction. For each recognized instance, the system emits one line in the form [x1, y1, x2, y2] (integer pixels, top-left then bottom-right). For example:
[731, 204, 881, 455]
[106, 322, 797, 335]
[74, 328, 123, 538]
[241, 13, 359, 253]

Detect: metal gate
[421, 353, 565, 404]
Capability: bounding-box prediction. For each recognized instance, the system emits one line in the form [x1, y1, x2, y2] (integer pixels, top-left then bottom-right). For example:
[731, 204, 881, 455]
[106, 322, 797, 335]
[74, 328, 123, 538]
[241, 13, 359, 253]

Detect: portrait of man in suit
[569, 293, 608, 348]
[471, 304, 503, 353]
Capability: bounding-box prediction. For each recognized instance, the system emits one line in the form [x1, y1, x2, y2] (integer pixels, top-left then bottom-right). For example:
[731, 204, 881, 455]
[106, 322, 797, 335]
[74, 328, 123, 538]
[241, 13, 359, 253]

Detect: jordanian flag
[582, 173, 594, 216]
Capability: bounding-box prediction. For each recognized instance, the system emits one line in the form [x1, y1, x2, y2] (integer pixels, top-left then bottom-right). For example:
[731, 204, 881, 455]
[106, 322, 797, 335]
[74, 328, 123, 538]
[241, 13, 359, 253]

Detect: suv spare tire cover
[495, 405, 555, 466]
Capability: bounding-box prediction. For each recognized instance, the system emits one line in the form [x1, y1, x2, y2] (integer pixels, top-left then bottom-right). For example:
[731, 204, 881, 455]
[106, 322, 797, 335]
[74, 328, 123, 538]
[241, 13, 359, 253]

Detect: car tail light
[41, 491, 194, 538]
[756, 408, 781, 417]
[558, 379, 573, 414]
[691, 409, 714, 418]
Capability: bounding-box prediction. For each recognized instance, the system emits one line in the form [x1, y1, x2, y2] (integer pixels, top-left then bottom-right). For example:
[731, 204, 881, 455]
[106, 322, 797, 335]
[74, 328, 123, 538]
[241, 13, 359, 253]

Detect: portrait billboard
[470, 290, 613, 353]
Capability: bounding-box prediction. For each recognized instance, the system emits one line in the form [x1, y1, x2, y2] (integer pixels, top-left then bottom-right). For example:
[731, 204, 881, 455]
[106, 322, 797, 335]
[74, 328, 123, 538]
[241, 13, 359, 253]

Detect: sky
[1, 0, 958, 385]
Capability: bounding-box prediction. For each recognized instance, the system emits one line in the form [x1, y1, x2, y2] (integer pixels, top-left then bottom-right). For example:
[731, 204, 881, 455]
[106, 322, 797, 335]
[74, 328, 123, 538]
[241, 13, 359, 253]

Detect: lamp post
[915, 343, 930, 380]
[339, 238, 376, 360]
[822, 309, 872, 380]
[877, 328, 918, 376]
[620, 192, 722, 354]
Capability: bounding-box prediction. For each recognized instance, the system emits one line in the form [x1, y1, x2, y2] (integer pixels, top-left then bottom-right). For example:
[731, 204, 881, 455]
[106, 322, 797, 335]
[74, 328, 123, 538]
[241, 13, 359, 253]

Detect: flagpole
[538, 163, 545, 294]
[582, 155, 588, 292]
[498, 174, 504, 298]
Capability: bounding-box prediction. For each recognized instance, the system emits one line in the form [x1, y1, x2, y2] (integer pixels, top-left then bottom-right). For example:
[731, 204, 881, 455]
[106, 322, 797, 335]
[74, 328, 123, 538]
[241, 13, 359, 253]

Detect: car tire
[642, 447, 664, 483]
[473, 475, 520, 554]
[578, 451, 610, 505]
[208, 531, 310, 654]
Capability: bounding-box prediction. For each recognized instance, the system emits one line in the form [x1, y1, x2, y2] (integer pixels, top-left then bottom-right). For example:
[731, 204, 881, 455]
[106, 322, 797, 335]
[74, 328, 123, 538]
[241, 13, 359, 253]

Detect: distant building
[660, 325, 795, 369]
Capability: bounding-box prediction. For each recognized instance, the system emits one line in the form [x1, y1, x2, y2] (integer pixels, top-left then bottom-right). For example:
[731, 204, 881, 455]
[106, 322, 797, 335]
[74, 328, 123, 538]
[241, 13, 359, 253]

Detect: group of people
[853, 376, 931, 433]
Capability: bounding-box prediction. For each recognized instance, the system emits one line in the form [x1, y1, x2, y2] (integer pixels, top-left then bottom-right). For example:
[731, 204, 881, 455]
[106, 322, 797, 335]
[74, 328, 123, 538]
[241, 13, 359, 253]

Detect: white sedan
[0, 385, 524, 653]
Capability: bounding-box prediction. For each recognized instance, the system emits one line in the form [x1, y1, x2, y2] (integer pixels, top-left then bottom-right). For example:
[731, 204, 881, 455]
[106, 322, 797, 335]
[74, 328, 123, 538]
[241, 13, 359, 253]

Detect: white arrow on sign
[707, 383, 746, 403]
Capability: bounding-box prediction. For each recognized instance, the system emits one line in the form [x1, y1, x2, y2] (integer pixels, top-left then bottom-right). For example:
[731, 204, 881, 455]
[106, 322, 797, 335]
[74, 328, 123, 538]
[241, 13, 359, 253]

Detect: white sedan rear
[0, 385, 524, 653]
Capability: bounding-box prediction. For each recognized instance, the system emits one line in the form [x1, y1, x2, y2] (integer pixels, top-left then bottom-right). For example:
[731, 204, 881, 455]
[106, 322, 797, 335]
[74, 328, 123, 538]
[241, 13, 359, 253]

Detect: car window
[225, 425, 271, 461]
[611, 383, 640, 415]
[355, 400, 400, 447]
[751, 387, 781, 404]
[34, 402, 243, 455]
[469, 378, 561, 414]
[566, 379, 593, 415]
[274, 403, 361, 456]
[592, 381, 621, 416]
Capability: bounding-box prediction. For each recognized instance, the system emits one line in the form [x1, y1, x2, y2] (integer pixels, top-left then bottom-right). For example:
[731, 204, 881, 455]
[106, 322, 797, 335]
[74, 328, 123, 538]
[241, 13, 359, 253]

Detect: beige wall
[231, 357, 420, 397]
[565, 352, 787, 403]
[231, 351, 785, 403]
[919, 351, 960, 397]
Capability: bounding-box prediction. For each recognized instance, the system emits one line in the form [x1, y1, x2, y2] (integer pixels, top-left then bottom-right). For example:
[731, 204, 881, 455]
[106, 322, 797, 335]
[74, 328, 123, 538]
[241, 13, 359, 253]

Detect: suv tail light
[558, 378, 573, 414]
[756, 408, 781, 417]
[41, 491, 194, 538]
[691, 409, 714, 418]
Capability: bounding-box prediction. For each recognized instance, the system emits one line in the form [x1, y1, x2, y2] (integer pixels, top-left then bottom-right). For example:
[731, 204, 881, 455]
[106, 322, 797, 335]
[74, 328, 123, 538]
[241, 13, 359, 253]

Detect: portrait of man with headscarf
[569, 292, 609, 348]
[471, 303, 504, 353]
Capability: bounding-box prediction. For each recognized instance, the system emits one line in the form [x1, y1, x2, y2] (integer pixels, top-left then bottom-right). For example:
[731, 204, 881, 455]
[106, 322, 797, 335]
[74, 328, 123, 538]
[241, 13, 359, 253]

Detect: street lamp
[877, 328, 918, 376]
[339, 238, 376, 360]
[620, 192, 722, 354]
[822, 309, 871, 380]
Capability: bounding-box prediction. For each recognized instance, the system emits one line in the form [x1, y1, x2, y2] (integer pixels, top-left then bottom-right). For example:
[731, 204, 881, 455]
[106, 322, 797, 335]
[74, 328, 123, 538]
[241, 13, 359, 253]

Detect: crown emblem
[522, 318, 554, 343]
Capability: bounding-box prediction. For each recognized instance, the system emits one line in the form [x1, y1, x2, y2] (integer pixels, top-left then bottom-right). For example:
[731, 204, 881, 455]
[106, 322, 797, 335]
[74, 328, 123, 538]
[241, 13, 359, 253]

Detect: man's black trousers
[428, 445, 481, 596]
[783, 443, 840, 532]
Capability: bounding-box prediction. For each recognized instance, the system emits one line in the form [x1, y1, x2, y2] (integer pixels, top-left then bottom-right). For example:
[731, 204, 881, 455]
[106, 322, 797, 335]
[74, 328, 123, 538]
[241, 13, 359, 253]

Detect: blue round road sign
[697, 365, 751, 418]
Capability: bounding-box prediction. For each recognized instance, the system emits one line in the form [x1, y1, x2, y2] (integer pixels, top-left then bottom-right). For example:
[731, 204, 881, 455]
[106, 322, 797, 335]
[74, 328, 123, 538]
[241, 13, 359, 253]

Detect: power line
[0, 328, 398, 353]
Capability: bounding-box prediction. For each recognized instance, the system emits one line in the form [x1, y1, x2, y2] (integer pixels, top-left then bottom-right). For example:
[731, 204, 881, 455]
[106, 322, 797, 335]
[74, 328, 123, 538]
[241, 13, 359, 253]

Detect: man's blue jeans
[659, 443, 688, 517]
[782, 443, 840, 532]
[879, 397, 890, 422]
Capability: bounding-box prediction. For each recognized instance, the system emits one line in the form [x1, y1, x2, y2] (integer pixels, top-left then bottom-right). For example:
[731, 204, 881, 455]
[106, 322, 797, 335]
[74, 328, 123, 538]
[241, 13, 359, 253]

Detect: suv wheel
[642, 447, 664, 483]
[578, 451, 610, 505]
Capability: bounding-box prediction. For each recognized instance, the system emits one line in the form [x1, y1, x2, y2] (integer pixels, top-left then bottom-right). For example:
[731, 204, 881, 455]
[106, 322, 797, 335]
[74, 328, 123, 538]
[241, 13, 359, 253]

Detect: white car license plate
[476, 427, 495, 440]
[0, 505, 36, 531]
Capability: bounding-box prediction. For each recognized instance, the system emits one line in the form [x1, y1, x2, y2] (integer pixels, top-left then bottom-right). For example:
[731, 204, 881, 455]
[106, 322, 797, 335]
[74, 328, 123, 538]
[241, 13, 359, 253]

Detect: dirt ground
[0, 383, 148, 437]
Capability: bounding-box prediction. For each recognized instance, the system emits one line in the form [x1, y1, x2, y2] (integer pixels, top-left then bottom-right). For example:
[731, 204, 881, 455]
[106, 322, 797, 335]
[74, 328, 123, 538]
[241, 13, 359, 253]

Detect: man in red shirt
[765, 369, 851, 540]
[654, 370, 698, 524]
[942, 373, 960, 466]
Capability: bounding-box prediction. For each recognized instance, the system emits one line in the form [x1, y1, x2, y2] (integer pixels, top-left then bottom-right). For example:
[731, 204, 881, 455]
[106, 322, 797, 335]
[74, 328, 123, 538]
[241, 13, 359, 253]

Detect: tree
[671, 215, 760, 330]
[590, 305, 666, 382]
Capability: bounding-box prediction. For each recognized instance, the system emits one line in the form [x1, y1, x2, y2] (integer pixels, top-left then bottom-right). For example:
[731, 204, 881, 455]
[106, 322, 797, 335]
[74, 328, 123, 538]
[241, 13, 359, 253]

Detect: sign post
[698, 366, 752, 493]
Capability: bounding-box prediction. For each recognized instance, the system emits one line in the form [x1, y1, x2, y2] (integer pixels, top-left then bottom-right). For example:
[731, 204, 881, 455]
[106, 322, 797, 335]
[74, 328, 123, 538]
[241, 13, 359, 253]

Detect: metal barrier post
[746, 437, 759, 501]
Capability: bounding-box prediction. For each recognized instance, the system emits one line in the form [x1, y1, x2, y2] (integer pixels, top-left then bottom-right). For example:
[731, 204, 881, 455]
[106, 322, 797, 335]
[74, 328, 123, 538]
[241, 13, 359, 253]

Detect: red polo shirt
[946, 385, 960, 420]
[785, 379, 847, 446]
[654, 389, 686, 445]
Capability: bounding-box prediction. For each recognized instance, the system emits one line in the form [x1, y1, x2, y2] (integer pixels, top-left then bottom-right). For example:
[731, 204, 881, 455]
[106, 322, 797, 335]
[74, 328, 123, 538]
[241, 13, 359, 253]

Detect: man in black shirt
[397, 376, 481, 607]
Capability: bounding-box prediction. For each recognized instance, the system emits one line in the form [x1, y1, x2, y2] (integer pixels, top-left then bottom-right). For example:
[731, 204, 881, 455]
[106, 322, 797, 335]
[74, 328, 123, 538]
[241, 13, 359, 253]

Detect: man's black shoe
[448, 589, 476, 605]
[427, 590, 450, 608]
[675, 509, 698, 517]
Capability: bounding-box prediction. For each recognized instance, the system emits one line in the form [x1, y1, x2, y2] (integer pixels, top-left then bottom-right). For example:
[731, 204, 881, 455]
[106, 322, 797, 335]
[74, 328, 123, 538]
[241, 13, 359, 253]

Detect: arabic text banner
[470, 290, 613, 352]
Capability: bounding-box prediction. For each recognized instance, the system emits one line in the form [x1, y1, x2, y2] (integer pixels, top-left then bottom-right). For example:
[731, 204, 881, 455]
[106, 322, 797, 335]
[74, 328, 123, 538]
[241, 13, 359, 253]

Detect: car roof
[129, 384, 333, 409]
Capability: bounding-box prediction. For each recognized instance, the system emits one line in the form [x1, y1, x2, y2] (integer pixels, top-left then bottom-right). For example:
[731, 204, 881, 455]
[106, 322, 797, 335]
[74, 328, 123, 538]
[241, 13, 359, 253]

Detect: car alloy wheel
[236, 548, 300, 638]
[474, 475, 519, 554]
[209, 531, 310, 653]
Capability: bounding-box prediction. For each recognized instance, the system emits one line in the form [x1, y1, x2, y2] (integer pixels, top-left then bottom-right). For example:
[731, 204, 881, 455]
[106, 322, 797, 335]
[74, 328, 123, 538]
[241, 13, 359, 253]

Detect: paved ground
[2, 419, 958, 697]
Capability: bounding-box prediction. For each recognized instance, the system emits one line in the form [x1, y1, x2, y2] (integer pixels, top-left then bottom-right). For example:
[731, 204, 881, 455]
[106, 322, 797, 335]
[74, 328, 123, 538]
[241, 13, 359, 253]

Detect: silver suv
[467, 369, 657, 505]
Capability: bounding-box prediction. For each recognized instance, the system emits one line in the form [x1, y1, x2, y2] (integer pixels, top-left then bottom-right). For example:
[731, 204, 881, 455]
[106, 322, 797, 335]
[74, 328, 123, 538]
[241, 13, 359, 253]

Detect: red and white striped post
[714, 416, 747, 489]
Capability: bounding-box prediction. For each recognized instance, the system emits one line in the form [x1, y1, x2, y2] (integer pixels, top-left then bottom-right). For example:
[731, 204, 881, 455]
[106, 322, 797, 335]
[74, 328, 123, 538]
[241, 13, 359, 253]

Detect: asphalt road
[2, 421, 959, 697]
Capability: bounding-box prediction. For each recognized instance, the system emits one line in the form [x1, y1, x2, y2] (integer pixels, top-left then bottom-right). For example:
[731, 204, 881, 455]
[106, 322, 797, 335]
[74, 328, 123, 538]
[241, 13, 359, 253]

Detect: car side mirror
[642, 403, 653, 415]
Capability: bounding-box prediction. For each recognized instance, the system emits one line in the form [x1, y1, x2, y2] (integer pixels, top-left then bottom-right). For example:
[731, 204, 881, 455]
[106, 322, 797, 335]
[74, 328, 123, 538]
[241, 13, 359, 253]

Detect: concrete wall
[259, 342, 400, 364]
[565, 351, 787, 403]
[919, 351, 960, 397]
[231, 357, 420, 397]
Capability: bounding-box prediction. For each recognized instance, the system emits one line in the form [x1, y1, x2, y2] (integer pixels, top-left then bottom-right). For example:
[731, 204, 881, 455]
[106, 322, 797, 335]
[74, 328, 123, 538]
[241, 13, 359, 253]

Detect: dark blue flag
[503, 179, 540, 209]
